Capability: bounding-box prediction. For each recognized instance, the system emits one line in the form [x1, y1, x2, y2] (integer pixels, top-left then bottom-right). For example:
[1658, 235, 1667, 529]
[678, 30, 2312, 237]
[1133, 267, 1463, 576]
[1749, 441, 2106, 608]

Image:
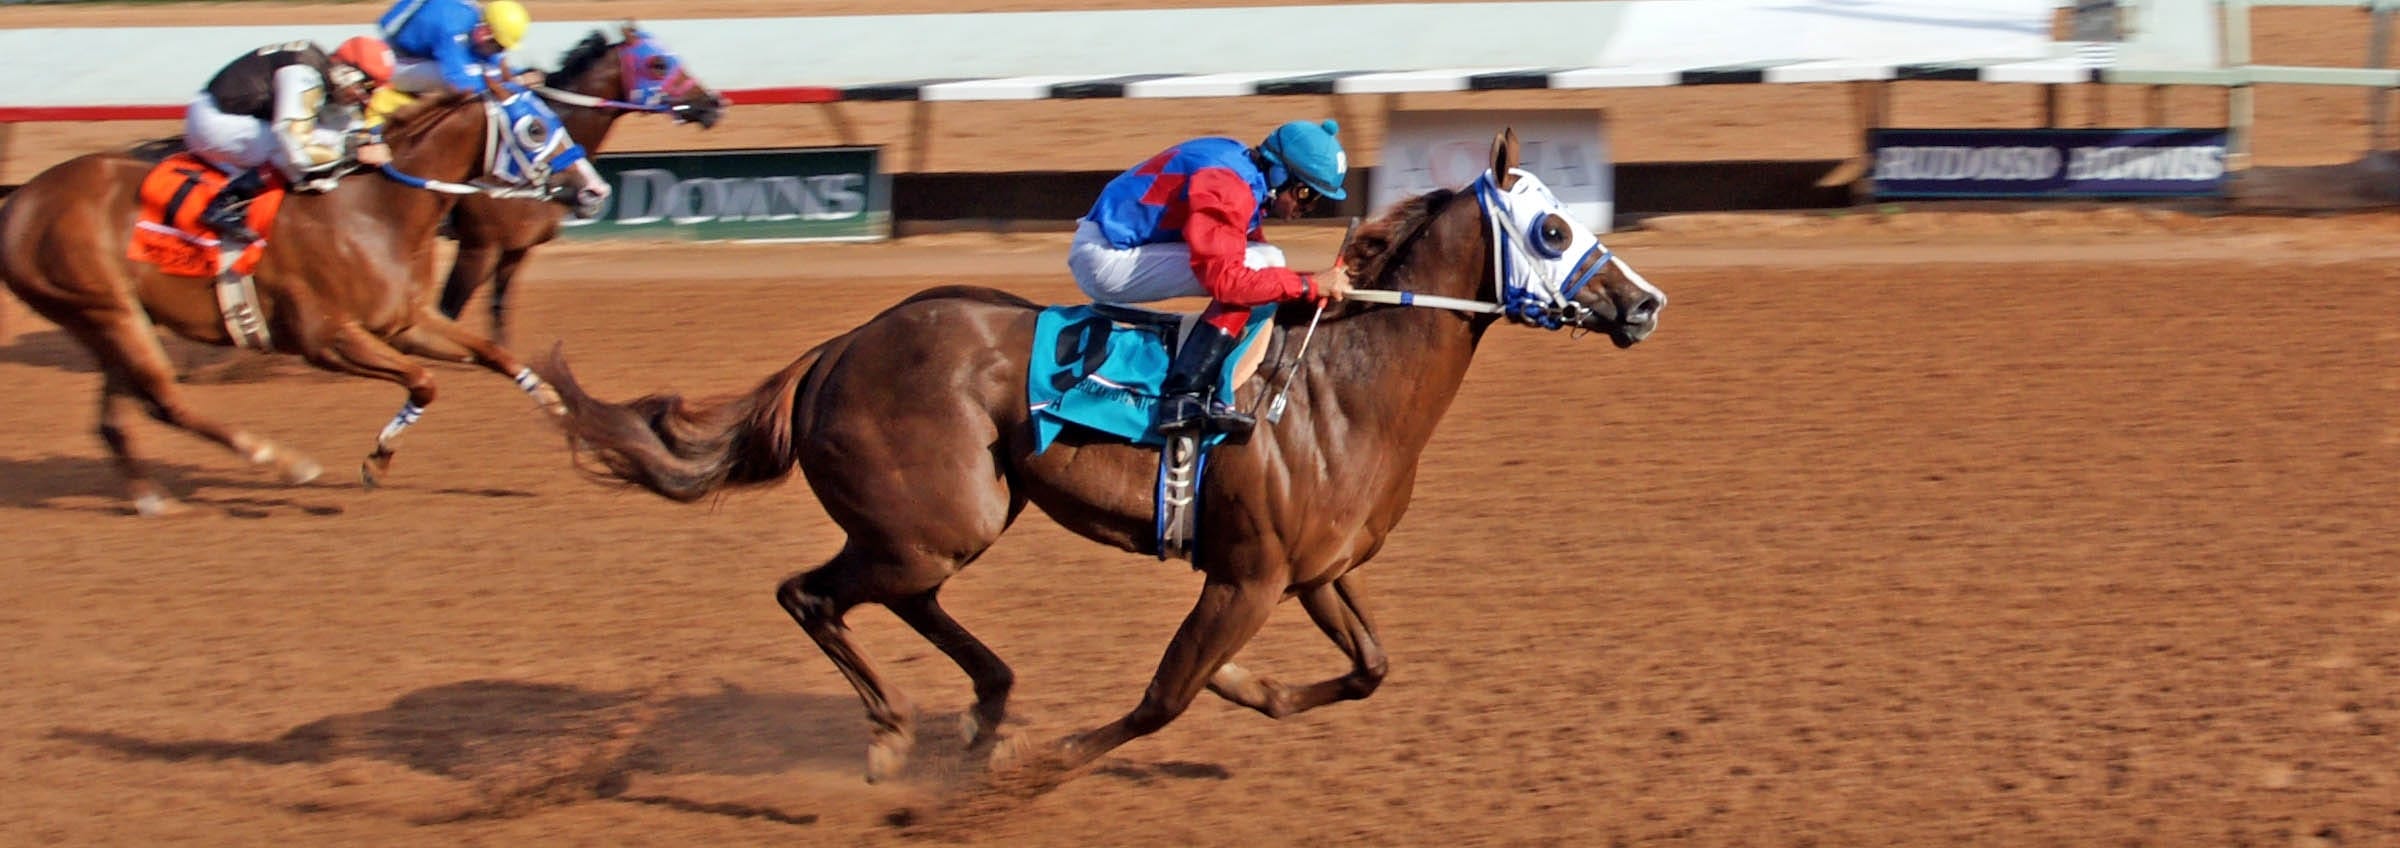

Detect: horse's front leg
[436, 240, 500, 323]
[1208, 573, 1388, 718]
[301, 323, 438, 488]
[391, 312, 563, 416]
[483, 247, 533, 350]
[1001, 575, 1279, 785]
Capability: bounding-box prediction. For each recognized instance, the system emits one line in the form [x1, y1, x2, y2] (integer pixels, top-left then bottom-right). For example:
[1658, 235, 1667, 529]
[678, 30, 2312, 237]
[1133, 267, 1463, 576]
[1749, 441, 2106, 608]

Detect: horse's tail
[535, 340, 825, 502]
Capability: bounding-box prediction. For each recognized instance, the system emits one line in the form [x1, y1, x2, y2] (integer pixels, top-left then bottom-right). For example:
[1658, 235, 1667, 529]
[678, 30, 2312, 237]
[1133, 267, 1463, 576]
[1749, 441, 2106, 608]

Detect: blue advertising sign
[1870, 128, 2228, 198]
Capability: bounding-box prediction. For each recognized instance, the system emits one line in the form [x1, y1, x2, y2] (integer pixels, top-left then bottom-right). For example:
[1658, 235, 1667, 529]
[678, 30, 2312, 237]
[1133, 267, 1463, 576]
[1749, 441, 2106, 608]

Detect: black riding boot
[198, 169, 266, 244]
[1156, 322, 1255, 443]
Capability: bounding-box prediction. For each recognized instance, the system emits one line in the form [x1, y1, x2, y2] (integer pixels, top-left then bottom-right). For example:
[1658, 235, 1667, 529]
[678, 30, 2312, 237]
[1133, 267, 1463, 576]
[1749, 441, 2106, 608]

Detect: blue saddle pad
[1027, 304, 1277, 453]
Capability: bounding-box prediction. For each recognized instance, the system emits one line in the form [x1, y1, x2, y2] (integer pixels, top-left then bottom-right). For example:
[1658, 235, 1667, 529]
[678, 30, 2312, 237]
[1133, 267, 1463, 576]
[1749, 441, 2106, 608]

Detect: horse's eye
[1535, 213, 1571, 257]
[515, 116, 550, 149]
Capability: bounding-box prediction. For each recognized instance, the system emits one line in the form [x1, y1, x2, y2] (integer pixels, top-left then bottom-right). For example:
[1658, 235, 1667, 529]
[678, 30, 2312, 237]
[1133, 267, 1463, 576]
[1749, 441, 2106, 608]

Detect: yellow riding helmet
[482, 0, 531, 49]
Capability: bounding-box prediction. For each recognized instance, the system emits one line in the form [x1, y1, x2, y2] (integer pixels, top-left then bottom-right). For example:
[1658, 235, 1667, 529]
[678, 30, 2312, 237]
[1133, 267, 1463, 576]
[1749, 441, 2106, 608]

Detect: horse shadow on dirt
[53, 679, 846, 825]
[1, 327, 352, 383]
[50, 677, 1234, 827]
[0, 454, 543, 515]
[0, 454, 350, 518]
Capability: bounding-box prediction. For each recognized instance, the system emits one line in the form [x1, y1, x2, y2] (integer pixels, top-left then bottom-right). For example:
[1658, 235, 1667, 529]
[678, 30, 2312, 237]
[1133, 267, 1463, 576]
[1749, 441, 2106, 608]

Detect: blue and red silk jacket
[1083, 137, 1317, 306]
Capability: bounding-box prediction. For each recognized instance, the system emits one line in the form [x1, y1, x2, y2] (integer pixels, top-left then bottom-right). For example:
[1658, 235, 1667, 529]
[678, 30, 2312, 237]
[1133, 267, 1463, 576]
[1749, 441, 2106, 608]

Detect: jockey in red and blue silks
[378, 0, 530, 98]
[1068, 119, 1356, 442]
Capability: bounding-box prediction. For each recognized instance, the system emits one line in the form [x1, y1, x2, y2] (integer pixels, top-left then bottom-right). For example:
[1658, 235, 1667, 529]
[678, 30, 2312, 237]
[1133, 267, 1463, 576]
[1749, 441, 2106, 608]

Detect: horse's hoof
[865, 733, 914, 784]
[359, 456, 390, 491]
[985, 734, 1033, 773]
[960, 710, 1014, 750]
[280, 455, 323, 485]
[132, 493, 190, 518]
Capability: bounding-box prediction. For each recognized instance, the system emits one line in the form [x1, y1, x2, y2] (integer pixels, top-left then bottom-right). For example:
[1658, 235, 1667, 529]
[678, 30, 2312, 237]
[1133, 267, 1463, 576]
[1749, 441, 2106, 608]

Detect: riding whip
[1262, 217, 1357, 423]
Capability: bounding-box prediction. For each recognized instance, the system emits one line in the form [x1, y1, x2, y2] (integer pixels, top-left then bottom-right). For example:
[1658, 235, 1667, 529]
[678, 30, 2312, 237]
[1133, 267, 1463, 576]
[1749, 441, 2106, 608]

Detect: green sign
[561, 146, 889, 242]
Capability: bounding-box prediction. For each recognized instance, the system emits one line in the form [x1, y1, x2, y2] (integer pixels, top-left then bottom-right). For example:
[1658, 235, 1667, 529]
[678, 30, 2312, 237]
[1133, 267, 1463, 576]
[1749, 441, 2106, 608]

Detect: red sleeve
[1182, 167, 1315, 306]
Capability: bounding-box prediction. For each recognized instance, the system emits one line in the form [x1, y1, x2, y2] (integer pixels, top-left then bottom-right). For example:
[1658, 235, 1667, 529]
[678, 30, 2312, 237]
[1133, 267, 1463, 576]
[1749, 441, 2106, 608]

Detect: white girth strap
[214, 254, 273, 351]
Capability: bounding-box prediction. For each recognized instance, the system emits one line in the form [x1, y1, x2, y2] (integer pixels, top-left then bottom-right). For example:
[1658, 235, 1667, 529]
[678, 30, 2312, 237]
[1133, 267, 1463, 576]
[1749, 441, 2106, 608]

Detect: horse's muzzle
[674, 94, 729, 129]
[552, 159, 612, 217]
[1574, 291, 1664, 348]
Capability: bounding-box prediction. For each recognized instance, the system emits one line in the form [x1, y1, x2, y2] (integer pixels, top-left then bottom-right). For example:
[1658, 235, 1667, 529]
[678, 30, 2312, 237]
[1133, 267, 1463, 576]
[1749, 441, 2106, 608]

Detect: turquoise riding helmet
[1259, 119, 1349, 200]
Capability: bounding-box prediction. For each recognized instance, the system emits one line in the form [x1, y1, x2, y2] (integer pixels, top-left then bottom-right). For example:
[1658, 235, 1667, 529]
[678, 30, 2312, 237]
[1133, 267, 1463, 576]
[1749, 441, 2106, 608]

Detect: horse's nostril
[1630, 296, 1661, 322]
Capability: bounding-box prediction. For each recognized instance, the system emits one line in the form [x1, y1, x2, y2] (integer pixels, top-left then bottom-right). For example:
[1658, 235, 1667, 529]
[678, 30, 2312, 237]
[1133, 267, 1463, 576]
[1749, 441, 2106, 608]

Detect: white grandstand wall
[0, 0, 2066, 113]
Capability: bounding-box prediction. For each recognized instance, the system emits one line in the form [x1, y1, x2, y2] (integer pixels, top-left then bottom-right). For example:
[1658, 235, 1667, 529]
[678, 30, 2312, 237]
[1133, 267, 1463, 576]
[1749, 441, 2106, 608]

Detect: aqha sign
[562, 146, 890, 242]
[1871, 128, 2228, 198]
[1373, 109, 1613, 232]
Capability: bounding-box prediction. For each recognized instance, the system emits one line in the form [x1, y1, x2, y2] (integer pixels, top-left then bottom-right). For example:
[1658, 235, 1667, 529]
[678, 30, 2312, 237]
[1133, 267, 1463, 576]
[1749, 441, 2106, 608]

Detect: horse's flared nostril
[1628, 295, 1661, 324]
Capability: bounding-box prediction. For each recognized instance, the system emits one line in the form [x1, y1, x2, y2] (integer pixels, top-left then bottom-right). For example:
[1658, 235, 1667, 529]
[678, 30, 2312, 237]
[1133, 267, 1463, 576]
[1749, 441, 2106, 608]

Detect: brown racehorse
[437, 24, 726, 346]
[535, 130, 1667, 788]
[0, 91, 605, 516]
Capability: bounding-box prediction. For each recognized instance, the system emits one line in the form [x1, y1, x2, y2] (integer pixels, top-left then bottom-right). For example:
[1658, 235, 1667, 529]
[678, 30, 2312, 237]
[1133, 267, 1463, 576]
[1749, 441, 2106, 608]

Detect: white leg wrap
[377, 401, 425, 449]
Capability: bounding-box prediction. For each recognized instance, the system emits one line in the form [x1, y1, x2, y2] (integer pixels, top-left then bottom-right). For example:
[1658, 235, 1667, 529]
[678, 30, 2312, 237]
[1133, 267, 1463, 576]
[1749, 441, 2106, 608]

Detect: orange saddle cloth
[127, 153, 288, 278]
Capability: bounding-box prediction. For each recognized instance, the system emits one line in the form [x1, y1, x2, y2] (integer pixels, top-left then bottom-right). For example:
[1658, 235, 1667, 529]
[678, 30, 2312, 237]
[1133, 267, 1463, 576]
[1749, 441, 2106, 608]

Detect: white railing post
[2223, 0, 2255, 170]
[2369, 4, 2394, 150]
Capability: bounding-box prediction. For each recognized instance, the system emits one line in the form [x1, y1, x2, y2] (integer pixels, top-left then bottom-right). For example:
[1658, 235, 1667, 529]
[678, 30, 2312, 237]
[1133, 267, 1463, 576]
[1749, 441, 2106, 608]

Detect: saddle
[1028, 302, 1279, 561]
[128, 153, 287, 277]
[126, 153, 289, 349]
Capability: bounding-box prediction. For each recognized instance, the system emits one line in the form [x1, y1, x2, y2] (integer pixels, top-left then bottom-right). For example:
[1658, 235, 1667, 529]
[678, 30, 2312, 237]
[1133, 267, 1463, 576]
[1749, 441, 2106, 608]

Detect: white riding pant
[184, 93, 355, 183]
[183, 94, 276, 176]
[1067, 219, 1288, 304]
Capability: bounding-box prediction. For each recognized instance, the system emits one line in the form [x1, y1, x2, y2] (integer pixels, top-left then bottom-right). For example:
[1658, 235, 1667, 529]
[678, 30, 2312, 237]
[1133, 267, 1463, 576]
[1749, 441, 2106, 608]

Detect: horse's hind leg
[64, 312, 320, 514]
[887, 588, 1015, 750]
[301, 323, 438, 488]
[391, 312, 561, 415]
[1207, 573, 1389, 718]
[95, 372, 180, 516]
[775, 545, 926, 784]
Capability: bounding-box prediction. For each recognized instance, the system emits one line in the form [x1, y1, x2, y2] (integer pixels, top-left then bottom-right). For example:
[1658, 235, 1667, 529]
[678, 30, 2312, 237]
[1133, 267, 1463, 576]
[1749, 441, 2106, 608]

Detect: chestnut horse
[537, 131, 1667, 787]
[0, 91, 605, 516]
[437, 24, 726, 346]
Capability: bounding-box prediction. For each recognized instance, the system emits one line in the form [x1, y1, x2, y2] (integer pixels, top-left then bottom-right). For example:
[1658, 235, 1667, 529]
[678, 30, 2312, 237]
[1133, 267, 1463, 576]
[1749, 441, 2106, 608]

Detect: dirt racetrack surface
[4, 2, 2400, 846]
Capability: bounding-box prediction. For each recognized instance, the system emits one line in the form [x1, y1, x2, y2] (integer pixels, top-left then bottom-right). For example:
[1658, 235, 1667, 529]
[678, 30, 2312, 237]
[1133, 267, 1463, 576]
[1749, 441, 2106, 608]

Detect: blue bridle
[1470, 171, 1612, 330]
[379, 83, 589, 199]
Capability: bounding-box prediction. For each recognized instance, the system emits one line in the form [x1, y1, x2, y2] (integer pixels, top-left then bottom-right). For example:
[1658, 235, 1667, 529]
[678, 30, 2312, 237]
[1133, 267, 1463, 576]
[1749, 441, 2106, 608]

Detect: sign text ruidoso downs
[562, 146, 890, 241]
[1870, 128, 2227, 198]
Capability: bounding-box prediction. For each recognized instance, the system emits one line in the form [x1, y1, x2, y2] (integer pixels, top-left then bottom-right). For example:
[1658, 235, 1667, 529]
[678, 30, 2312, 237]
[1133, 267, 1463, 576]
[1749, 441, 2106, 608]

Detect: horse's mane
[125, 136, 188, 163]
[552, 30, 616, 83]
[1340, 188, 1460, 294]
[381, 91, 481, 146]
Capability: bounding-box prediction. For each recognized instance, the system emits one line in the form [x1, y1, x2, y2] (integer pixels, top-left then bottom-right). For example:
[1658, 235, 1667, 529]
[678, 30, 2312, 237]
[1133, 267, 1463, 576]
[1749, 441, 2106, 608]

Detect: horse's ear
[1490, 128, 1522, 189]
